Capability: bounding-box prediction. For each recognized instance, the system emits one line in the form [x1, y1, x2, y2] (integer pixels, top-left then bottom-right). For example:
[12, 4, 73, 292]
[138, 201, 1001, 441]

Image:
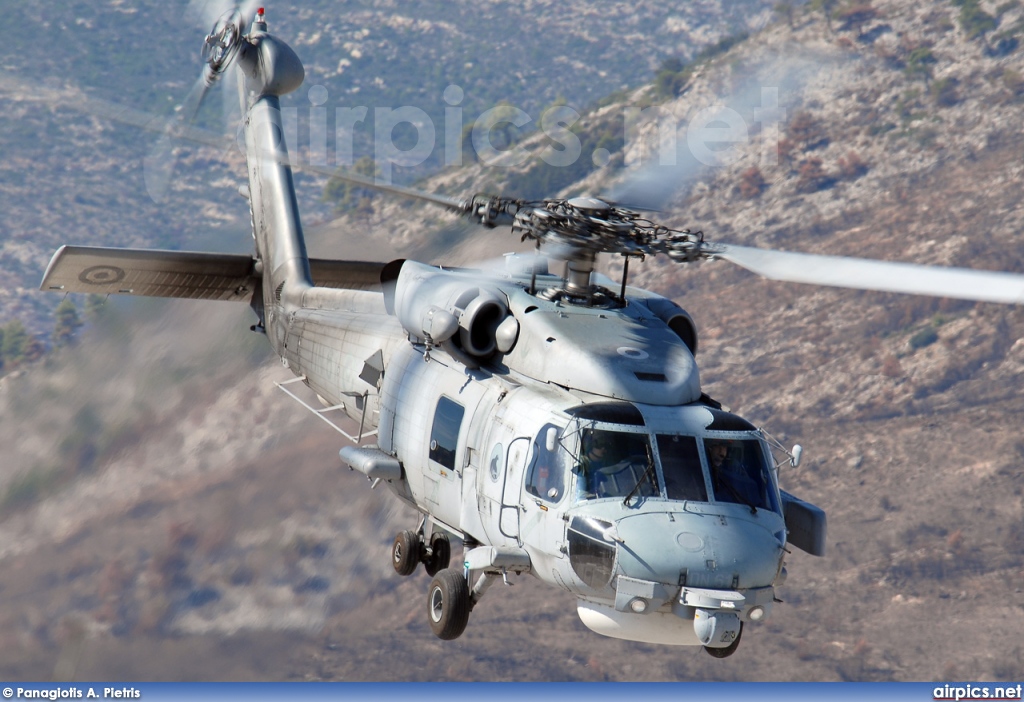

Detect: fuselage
[231, 23, 803, 647]
[278, 265, 787, 645]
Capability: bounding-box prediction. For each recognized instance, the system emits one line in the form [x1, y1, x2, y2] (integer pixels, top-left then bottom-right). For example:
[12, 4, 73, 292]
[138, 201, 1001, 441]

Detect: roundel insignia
[79, 265, 127, 285]
[616, 346, 649, 360]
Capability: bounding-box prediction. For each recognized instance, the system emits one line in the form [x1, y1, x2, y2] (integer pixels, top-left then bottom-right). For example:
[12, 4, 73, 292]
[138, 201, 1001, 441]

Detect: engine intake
[642, 297, 698, 356]
[392, 262, 519, 363]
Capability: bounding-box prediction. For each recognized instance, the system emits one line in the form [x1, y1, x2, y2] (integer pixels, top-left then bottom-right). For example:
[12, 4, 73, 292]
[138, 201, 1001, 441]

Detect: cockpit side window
[704, 438, 779, 512]
[576, 429, 656, 500]
[525, 423, 566, 502]
[429, 396, 465, 470]
[657, 434, 707, 502]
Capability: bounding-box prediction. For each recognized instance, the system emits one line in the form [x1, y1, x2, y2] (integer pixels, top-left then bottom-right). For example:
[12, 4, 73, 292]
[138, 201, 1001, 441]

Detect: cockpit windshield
[657, 434, 707, 502]
[576, 429, 656, 500]
[704, 437, 780, 513]
[571, 425, 779, 512]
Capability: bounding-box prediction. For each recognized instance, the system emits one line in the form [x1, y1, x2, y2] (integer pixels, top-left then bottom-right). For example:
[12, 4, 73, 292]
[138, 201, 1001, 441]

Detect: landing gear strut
[390, 527, 452, 577]
[424, 532, 451, 576]
[390, 525, 478, 640]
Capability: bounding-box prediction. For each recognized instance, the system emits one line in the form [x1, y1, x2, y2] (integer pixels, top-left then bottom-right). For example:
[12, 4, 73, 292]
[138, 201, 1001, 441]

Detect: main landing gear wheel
[424, 532, 451, 577]
[392, 530, 421, 576]
[427, 568, 470, 640]
[704, 622, 743, 659]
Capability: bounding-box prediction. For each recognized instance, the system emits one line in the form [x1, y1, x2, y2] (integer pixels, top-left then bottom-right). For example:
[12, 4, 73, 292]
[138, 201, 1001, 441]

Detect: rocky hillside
[0, 0, 775, 338]
[1, 0, 1023, 683]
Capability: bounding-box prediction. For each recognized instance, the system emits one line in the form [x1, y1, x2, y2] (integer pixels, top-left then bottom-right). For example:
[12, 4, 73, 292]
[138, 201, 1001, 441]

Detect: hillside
[0, 0, 775, 339]
[1, 0, 1023, 683]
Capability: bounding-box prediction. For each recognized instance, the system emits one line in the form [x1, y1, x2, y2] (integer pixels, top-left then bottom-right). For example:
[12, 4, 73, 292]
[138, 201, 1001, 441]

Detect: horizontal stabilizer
[310, 259, 386, 291]
[40, 246, 386, 300]
[41, 246, 256, 300]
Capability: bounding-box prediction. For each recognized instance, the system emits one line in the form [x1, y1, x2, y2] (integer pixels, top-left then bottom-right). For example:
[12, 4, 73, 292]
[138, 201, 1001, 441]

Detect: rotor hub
[458, 194, 709, 304]
[201, 9, 244, 78]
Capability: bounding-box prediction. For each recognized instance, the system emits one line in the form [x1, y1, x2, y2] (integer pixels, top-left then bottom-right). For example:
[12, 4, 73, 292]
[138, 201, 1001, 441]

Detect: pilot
[707, 441, 731, 472]
[707, 440, 762, 509]
[579, 433, 613, 497]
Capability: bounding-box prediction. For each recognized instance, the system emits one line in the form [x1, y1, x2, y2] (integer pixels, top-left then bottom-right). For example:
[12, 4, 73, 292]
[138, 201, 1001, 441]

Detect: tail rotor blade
[144, 71, 214, 203]
[714, 243, 1024, 305]
[147, 0, 254, 203]
[186, 0, 235, 28]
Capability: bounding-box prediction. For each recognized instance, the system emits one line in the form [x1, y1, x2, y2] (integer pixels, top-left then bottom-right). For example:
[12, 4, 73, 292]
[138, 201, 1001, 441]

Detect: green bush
[930, 77, 959, 106]
[909, 327, 939, 349]
[904, 47, 936, 81]
[652, 33, 749, 99]
[654, 58, 691, 99]
[1, 467, 60, 513]
[956, 0, 998, 38]
[322, 156, 380, 215]
[52, 299, 83, 348]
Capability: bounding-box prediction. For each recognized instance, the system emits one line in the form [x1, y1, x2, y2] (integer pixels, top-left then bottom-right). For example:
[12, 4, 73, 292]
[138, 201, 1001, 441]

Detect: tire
[392, 530, 420, 577]
[424, 533, 451, 577]
[427, 568, 470, 640]
[704, 622, 743, 659]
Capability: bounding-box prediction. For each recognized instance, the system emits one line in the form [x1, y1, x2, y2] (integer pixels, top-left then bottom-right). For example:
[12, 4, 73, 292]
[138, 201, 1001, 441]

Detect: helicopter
[37, 6, 1024, 658]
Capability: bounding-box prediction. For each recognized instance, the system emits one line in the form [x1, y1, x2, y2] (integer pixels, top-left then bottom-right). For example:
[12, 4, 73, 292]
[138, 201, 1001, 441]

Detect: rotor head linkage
[454, 195, 706, 300]
[201, 9, 245, 79]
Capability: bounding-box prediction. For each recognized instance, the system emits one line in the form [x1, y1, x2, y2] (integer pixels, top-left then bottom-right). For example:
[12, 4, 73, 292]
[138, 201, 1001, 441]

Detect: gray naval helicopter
[39, 6, 1024, 656]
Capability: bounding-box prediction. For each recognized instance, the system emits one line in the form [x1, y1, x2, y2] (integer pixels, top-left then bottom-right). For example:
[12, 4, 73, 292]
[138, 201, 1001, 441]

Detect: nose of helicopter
[613, 506, 785, 590]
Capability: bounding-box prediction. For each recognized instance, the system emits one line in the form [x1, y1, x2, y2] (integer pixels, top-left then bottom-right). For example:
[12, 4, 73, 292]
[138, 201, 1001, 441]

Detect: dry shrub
[738, 166, 767, 198]
[838, 151, 869, 179]
[788, 111, 827, 148]
[167, 520, 199, 550]
[97, 559, 131, 600]
[777, 137, 796, 164]
[795, 157, 833, 193]
[945, 528, 965, 553]
[881, 354, 903, 378]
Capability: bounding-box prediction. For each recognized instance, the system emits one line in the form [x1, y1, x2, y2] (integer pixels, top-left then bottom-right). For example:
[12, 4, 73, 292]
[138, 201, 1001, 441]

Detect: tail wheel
[704, 622, 743, 659]
[427, 568, 470, 640]
[392, 530, 421, 576]
[424, 533, 451, 577]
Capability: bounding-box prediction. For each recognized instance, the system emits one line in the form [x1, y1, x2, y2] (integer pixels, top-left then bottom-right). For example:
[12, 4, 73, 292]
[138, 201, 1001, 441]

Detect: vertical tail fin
[234, 18, 311, 350]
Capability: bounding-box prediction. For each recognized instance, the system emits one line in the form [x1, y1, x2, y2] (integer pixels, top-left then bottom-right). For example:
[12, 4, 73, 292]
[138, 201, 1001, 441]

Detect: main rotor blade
[318, 168, 466, 211]
[187, 0, 260, 30]
[714, 243, 1024, 305]
[6, 74, 465, 211]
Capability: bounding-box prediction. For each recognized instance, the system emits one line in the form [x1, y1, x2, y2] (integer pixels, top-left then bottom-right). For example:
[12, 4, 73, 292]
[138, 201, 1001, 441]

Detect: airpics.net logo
[933, 684, 1024, 701]
[143, 81, 789, 200]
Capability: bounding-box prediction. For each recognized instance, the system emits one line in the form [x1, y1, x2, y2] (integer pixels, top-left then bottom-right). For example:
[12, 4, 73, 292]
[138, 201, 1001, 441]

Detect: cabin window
[704, 438, 780, 513]
[576, 429, 656, 500]
[657, 434, 707, 502]
[525, 424, 566, 502]
[429, 396, 464, 470]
